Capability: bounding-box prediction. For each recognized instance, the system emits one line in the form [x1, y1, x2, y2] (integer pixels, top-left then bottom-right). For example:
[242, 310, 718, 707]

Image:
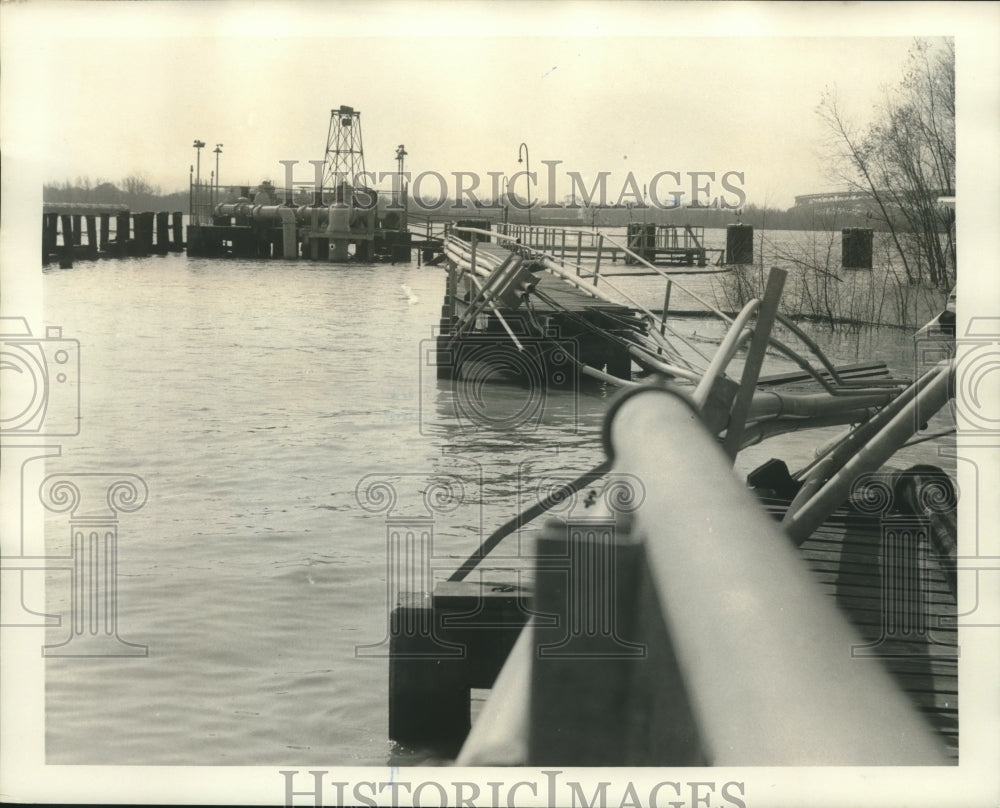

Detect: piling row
[42, 208, 185, 267]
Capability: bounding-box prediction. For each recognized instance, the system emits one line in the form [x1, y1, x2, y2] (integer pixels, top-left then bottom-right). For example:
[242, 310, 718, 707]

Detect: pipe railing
[445, 226, 906, 406]
[458, 384, 948, 766]
[600, 386, 949, 764]
[446, 227, 717, 371]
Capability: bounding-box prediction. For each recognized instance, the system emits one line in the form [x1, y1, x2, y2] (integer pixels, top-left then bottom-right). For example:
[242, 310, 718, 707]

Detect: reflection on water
[38, 248, 953, 765]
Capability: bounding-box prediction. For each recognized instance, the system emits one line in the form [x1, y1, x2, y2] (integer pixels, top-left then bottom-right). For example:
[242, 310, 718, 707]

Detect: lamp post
[193, 140, 205, 185]
[501, 176, 510, 225]
[396, 144, 408, 227]
[213, 143, 223, 207]
[193, 140, 205, 223]
[518, 142, 531, 228]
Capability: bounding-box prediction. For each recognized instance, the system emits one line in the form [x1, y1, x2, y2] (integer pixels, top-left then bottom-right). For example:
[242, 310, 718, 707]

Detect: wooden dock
[771, 497, 958, 759]
[388, 367, 957, 765]
[438, 234, 646, 383]
[42, 203, 184, 266]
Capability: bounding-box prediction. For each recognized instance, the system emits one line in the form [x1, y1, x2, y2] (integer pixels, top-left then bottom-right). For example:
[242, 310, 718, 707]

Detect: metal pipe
[783, 361, 954, 543]
[450, 227, 715, 371]
[692, 298, 758, 407]
[782, 361, 947, 523]
[739, 409, 879, 449]
[605, 386, 948, 765]
[747, 388, 896, 420]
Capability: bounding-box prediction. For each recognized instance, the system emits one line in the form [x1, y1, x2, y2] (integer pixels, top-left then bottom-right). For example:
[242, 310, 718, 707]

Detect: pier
[42, 203, 184, 267]
[388, 370, 958, 766]
[446, 385, 956, 766]
[390, 258, 958, 764]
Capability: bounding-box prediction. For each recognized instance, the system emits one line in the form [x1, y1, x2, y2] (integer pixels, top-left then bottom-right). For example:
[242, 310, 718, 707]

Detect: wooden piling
[72, 215, 82, 246]
[388, 592, 469, 756]
[59, 215, 74, 268]
[43, 214, 59, 263]
[155, 212, 170, 254]
[134, 212, 154, 256]
[85, 215, 98, 258]
[116, 212, 131, 251]
[171, 212, 184, 251]
[99, 215, 110, 253]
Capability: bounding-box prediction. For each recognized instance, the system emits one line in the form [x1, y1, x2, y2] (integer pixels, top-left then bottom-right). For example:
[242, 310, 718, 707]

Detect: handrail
[446, 225, 908, 402]
[458, 384, 949, 765]
[602, 385, 948, 764]
[447, 227, 716, 371]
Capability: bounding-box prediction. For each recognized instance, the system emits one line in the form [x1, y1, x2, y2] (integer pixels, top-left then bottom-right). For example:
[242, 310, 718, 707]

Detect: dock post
[99, 215, 110, 254]
[155, 212, 170, 254]
[43, 214, 58, 263]
[72, 215, 82, 246]
[560, 229, 566, 265]
[469, 233, 478, 276]
[593, 234, 604, 286]
[171, 212, 184, 251]
[388, 592, 470, 756]
[116, 212, 131, 253]
[84, 216, 98, 258]
[659, 280, 673, 348]
[134, 212, 154, 256]
[59, 215, 74, 268]
[575, 231, 583, 275]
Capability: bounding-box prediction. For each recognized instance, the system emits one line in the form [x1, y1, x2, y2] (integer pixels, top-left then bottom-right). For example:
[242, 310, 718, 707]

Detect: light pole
[518, 142, 531, 228]
[214, 143, 223, 206]
[501, 176, 510, 225]
[193, 140, 205, 223]
[193, 140, 205, 185]
[396, 144, 408, 226]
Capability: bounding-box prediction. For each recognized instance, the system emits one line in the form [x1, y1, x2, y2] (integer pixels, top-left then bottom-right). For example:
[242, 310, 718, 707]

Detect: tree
[818, 38, 955, 289]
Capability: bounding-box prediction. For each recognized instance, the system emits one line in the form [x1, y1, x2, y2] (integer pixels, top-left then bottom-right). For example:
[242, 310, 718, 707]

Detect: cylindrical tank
[326, 202, 351, 237]
[842, 228, 873, 270]
[726, 224, 754, 265]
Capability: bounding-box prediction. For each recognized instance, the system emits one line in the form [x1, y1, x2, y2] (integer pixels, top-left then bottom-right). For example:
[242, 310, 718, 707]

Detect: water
[40, 243, 953, 765]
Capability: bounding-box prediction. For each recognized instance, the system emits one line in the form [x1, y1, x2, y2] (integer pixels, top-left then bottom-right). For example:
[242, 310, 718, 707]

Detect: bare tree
[818, 38, 955, 290]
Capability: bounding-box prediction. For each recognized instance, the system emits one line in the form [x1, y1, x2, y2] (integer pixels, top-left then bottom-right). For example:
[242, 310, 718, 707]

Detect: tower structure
[323, 105, 366, 202]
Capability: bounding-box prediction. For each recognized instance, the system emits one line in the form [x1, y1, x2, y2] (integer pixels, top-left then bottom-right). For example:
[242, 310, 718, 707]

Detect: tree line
[43, 175, 188, 213]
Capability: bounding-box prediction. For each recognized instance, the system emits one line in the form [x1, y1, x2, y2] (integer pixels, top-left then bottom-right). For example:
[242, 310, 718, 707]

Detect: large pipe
[782, 361, 954, 543]
[278, 207, 297, 259]
[604, 385, 948, 765]
[211, 201, 346, 228]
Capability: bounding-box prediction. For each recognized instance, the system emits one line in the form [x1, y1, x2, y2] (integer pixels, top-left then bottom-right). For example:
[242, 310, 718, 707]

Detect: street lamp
[193, 140, 205, 185]
[518, 142, 531, 227]
[501, 176, 510, 225]
[395, 144, 408, 224]
[214, 143, 223, 205]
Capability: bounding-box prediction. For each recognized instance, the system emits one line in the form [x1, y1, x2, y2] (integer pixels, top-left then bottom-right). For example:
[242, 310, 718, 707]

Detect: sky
[0, 2, 980, 210]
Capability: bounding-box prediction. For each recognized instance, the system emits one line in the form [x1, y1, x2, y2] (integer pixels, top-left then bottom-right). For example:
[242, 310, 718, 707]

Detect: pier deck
[393, 491, 957, 764]
[440, 237, 645, 381]
[471, 243, 634, 314]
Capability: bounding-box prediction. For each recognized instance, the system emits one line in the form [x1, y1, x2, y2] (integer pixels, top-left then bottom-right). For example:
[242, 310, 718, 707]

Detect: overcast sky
[0, 2, 994, 210]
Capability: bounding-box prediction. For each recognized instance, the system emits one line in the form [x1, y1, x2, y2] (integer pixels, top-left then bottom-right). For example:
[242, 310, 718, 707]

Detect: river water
[40, 235, 954, 765]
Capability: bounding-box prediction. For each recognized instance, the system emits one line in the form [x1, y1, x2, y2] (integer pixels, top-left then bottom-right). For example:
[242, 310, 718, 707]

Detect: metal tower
[323, 105, 366, 200]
